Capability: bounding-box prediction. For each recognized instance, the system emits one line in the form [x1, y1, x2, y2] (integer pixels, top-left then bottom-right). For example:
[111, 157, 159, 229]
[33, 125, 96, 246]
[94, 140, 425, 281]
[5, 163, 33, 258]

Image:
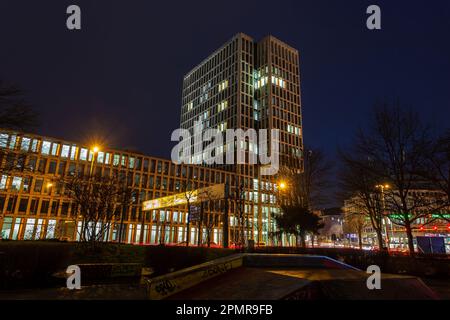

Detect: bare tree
[0, 81, 38, 131]
[64, 173, 132, 245]
[338, 155, 387, 251]
[182, 178, 196, 247]
[420, 130, 450, 221]
[342, 101, 432, 255]
[343, 210, 370, 250]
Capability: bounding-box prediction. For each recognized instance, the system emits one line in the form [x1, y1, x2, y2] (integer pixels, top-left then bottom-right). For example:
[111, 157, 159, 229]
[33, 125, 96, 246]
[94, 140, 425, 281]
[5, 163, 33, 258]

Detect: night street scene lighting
[0, 0, 449, 316]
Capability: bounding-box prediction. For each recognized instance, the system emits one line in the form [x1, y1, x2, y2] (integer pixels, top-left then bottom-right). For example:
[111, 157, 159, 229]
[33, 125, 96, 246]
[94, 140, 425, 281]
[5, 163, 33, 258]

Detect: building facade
[0, 33, 304, 247]
[343, 191, 450, 251]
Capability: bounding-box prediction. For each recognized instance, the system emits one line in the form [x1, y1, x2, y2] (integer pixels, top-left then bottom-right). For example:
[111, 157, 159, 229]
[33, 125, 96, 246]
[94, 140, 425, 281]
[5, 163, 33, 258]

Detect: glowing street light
[90, 145, 101, 176]
[278, 181, 287, 191]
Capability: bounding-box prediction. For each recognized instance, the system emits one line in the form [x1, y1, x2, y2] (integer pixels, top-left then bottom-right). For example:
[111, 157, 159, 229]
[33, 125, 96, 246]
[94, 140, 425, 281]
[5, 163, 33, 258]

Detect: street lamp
[89, 145, 100, 177]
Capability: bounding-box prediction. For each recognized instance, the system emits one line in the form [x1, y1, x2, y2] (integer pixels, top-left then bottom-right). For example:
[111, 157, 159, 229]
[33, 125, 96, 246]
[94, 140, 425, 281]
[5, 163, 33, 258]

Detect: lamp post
[376, 184, 391, 250]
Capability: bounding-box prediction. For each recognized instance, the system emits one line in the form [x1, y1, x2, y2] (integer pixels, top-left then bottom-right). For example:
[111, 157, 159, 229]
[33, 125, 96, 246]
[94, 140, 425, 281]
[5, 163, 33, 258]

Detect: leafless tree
[341, 101, 433, 255]
[64, 173, 132, 245]
[338, 155, 387, 251]
[343, 210, 370, 250]
[182, 178, 196, 246]
[420, 130, 450, 221]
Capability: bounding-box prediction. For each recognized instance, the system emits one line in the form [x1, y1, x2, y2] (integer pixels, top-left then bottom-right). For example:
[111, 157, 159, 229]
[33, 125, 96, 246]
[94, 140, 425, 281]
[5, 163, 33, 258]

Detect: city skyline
[1, 0, 449, 162]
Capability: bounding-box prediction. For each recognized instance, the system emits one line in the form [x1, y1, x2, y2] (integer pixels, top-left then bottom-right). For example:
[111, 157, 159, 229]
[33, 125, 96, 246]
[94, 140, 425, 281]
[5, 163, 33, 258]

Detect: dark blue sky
[1, 0, 449, 161]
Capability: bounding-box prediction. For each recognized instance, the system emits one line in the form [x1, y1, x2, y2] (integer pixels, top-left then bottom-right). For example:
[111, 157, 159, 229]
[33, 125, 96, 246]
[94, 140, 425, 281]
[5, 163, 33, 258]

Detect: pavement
[167, 267, 439, 300]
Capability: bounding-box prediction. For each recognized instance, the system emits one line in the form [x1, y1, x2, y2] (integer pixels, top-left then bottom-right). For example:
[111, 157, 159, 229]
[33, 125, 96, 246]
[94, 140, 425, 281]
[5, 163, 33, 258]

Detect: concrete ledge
[146, 253, 360, 300]
[146, 254, 245, 300]
[243, 254, 361, 270]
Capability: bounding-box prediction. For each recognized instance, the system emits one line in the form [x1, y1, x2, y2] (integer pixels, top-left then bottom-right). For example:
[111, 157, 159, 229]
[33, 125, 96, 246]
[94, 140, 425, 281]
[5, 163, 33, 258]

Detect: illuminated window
[70, 146, 77, 160]
[218, 80, 228, 92]
[51, 143, 59, 156]
[0, 175, 7, 189]
[61, 145, 70, 158]
[105, 153, 111, 165]
[113, 154, 120, 166]
[129, 157, 135, 169]
[217, 100, 228, 112]
[12, 177, 22, 191]
[187, 101, 193, 111]
[31, 139, 38, 152]
[0, 133, 8, 148]
[8, 135, 16, 149]
[41, 141, 51, 155]
[21, 137, 31, 151]
[80, 148, 88, 161]
[97, 152, 105, 164]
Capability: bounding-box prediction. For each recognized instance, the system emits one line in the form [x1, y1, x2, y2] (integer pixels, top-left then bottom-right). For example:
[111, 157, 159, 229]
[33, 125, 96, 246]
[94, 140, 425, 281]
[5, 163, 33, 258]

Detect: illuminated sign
[142, 184, 225, 211]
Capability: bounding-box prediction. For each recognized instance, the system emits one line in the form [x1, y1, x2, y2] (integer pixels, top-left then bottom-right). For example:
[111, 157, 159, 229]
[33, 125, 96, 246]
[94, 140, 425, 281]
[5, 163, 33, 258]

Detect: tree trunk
[405, 221, 415, 256]
[376, 228, 384, 252]
[358, 229, 363, 250]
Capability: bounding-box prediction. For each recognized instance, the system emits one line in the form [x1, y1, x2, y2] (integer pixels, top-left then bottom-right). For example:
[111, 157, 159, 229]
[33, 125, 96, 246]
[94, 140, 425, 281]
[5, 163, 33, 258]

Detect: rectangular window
[21, 137, 31, 151]
[80, 148, 88, 161]
[11, 177, 22, 191]
[113, 154, 120, 166]
[31, 139, 39, 152]
[97, 152, 105, 164]
[0, 133, 8, 148]
[41, 141, 51, 155]
[51, 143, 59, 156]
[105, 153, 111, 165]
[0, 175, 7, 189]
[70, 146, 77, 160]
[61, 145, 70, 158]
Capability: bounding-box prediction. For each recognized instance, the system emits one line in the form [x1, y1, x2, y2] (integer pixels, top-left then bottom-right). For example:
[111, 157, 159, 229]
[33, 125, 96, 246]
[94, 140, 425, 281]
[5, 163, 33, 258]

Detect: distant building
[317, 207, 344, 242]
[343, 190, 450, 251]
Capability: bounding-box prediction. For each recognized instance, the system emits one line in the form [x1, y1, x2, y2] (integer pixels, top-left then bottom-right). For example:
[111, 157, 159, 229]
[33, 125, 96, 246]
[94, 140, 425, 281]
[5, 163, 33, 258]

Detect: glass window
[21, 137, 31, 151]
[0, 217, 13, 239]
[129, 157, 135, 169]
[97, 152, 105, 164]
[51, 143, 59, 156]
[0, 133, 8, 148]
[113, 154, 120, 166]
[61, 145, 70, 158]
[31, 139, 38, 152]
[11, 177, 22, 191]
[105, 153, 111, 165]
[80, 148, 88, 161]
[41, 141, 51, 155]
[70, 146, 77, 160]
[0, 175, 7, 189]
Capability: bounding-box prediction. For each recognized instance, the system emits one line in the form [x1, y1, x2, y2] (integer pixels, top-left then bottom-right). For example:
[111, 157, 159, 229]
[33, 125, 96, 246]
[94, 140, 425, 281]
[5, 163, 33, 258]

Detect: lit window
[105, 153, 111, 165]
[129, 157, 135, 169]
[218, 80, 228, 92]
[217, 100, 228, 112]
[12, 176, 22, 191]
[31, 139, 38, 152]
[97, 152, 105, 164]
[0, 133, 8, 148]
[21, 137, 31, 151]
[113, 154, 120, 166]
[80, 148, 88, 161]
[187, 101, 193, 111]
[51, 143, 59, 156]
[8, 135, 16, 149]
[70, 146, 77, 160]
[41, 141, 51, 155]
[0, 175, 7, 189]
[61, 145, 70, 158]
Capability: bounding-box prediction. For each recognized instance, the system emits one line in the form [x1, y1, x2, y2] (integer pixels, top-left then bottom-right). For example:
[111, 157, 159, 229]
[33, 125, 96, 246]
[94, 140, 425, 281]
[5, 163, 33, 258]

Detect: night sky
[1, 0, 450, 161]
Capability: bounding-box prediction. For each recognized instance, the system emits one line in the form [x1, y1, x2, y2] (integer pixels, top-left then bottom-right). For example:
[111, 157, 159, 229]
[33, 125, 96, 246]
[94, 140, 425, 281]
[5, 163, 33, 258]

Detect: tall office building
[180, 33, 303, 173]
